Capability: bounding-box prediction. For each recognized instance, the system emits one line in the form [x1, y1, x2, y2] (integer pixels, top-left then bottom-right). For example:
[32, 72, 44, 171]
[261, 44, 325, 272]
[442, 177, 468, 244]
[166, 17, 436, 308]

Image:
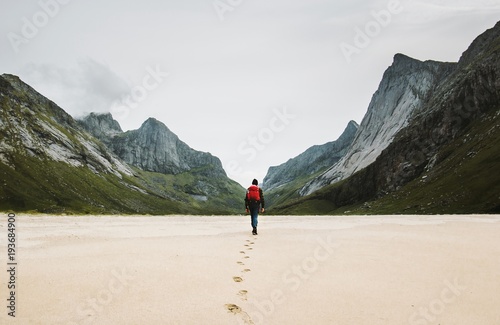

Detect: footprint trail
[225, 234, 258, 324]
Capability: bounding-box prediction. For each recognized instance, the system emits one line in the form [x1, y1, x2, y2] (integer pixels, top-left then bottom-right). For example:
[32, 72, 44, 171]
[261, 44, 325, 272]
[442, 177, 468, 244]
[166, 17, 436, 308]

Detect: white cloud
[20, 59, 130, 118]
[400, 0, 500, 25]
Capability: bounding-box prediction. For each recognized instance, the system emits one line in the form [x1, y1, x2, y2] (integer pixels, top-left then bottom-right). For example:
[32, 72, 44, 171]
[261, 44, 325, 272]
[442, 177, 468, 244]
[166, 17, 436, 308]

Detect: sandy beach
[1, 214, 499, 324]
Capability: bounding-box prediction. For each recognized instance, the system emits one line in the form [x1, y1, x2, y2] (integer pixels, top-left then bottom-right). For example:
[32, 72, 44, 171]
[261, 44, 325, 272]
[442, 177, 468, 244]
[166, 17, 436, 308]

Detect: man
[245, 179, 265, 235]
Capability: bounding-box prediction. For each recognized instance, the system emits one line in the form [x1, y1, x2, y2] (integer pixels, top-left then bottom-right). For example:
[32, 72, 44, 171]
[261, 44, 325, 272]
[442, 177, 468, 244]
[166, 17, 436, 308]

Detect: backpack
[247, 185, 260, 201]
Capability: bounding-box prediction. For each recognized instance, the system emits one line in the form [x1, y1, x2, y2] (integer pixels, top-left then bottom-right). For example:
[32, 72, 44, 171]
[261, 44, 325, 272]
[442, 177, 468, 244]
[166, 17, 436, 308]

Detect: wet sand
[0, 214, 499, 324]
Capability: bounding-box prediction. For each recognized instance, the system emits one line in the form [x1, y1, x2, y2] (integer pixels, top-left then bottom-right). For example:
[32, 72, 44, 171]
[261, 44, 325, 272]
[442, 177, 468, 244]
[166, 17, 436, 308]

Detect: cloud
[6, 0, 497, 187]
[20, 59, 130, 118]
[400, 0, 500, 25]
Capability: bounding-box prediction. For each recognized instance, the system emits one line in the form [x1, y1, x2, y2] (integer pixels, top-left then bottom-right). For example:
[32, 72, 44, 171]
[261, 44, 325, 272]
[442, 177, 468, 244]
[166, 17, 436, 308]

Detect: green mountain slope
[273, 108, 500, 215]
[0, 154, 245, 214]
[271, 22, 500, 215]
[0, 74, 244, 214]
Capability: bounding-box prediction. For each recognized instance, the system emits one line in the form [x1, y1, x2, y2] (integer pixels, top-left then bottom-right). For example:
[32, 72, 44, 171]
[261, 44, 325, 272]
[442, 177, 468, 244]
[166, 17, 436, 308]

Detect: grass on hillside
[0, 153, 245, 215]
[271, 110, 500, 215]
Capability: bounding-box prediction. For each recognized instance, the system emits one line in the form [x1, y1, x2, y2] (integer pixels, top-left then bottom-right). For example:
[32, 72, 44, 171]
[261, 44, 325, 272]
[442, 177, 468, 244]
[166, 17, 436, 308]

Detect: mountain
[300, 54, 456, 196]
[273, 21, 500, 214]
[260, 120, 358, 207]
[79, 114, 226, 177]
[0, 75, 133, 177]
[0, 75, 244, 214]
[264, 120, 358, 191]
[78, 112, 123, 139]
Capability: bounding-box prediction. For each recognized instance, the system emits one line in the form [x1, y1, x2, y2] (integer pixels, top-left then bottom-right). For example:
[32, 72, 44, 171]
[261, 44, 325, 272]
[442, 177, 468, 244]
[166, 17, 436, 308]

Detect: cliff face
[276, 21, 500, 214]
[79, 114, 226, 178]
[79, 112, 122, 139]
[263, 120, 358, 191]
[0, 75, 244, 214]
[371, 21, 500, 196]
[300, 54, 456, 196]
[0, 74, 133, 177]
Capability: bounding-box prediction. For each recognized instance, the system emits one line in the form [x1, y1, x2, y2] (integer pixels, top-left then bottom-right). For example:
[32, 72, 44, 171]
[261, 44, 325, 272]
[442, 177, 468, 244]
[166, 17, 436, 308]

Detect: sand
[1, 214, 499, 324]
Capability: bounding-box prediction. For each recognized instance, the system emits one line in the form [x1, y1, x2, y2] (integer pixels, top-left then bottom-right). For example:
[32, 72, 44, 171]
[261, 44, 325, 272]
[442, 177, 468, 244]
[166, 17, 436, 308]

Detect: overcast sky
[1, 0, 499, 187]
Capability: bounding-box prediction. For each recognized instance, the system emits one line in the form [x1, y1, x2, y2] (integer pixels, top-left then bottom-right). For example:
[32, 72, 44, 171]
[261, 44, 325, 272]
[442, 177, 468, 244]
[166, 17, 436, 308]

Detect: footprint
[244, 244, 250, 247]
[242, 269, 251, 273]
[238, 290, 248, 301]
[233, 276, 243, 283]
[224, 304, 254, 324]
[244, 256, 250, 259]
[225, 304, 241, 314]
[247, 247, 253, 250]
[237, 261, 244, 265]
[240, 251, 246, 254]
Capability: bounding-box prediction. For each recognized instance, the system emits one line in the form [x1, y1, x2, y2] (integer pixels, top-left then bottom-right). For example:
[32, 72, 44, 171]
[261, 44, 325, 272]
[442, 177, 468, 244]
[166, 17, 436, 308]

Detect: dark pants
[248, 201, 260, 228]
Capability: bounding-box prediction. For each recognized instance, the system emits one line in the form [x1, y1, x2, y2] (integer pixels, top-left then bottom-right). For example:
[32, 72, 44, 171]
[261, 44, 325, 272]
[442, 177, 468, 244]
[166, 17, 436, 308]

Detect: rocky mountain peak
[338, 120, 359, 142]
[458, 21, 500, 67]
[79, 112, 122, 140]
[0, 74, 17, 91]
[79, 113, 226, 178]
[0, 74, 133, 177]
[137, 117, 177, 141]
[263, 119, 359, 191]
[141, 117, 166, 129]
[1, 75, 244, 214]
[386, 53, 454, 83]
[392, 53, 419, 66]
[2, 74, 78, 130]
[299, 53, 457, 196]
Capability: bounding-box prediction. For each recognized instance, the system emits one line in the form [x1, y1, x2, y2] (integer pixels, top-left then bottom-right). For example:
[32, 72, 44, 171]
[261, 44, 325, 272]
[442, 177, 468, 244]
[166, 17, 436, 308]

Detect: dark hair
[252, 179, 258, 185]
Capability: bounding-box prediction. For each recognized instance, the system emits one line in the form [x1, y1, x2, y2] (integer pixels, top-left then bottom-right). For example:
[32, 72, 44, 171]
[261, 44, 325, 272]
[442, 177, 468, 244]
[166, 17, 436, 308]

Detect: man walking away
[245, 179, 265, 235]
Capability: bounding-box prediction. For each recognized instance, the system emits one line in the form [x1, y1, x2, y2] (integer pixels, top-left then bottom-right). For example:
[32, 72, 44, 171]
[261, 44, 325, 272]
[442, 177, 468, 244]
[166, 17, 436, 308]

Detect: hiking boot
[252, 227, 257, 235]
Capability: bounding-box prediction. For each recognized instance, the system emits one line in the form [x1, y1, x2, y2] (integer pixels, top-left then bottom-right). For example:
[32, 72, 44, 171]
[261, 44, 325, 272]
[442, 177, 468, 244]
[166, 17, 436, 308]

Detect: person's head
[252, 179, 258, 185]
